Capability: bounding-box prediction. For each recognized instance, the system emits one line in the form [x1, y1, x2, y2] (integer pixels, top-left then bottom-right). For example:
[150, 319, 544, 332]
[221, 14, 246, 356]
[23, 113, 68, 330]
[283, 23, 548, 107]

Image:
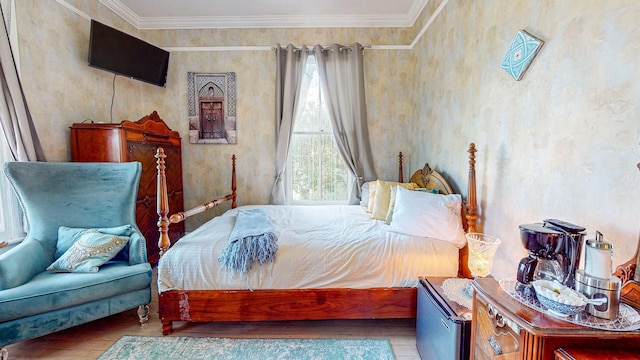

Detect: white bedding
[157, 205, 460, 293]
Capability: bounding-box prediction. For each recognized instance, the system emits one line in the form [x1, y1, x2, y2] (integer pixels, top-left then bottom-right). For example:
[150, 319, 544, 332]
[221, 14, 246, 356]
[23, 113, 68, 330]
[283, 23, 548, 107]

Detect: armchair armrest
[0, 237, 50, 290]
[127, 230, 148, 265]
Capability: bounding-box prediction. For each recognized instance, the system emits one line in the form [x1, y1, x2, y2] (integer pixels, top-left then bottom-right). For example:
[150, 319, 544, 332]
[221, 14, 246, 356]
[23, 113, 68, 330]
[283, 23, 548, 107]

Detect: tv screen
[88, 20, 169, 87]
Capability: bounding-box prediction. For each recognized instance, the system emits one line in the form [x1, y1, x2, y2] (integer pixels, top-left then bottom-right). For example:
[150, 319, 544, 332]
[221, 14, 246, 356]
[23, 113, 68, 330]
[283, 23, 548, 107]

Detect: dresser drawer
[473, 295, 522, 360]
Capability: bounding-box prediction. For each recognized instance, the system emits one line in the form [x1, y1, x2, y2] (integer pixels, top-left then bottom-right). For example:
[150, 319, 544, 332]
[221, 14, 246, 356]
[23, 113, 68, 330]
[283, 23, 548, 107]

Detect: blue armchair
[0, 161, 152, 357]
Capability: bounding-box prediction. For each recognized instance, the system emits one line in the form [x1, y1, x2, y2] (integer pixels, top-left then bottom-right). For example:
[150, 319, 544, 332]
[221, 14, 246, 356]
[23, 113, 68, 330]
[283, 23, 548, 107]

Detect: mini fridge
[416, 277, 472, 360]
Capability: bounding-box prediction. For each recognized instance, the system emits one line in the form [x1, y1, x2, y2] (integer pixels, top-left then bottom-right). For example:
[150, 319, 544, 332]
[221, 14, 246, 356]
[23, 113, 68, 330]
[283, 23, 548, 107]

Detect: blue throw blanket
[218, 209, 279, 275]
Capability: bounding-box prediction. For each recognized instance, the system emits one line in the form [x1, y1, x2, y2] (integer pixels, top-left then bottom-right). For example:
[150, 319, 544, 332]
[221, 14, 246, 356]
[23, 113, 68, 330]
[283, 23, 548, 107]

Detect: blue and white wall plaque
[500, 30, 544, 81]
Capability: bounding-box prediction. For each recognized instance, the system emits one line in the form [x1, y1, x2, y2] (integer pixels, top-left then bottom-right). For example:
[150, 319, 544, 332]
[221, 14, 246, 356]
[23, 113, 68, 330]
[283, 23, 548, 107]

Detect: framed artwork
[188, 72, 237, 144]
[500, 30, 544, 81]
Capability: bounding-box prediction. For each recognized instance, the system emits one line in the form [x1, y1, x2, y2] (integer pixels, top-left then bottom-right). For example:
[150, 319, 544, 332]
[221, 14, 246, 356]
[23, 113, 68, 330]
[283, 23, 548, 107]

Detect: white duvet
[157, 205, 459, 293]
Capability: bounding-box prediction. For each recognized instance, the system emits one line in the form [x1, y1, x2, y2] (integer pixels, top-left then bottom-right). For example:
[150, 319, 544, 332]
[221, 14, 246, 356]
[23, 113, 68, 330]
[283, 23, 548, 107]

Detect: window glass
[288, 55, 349, 203]
[0, 135, 24, 242]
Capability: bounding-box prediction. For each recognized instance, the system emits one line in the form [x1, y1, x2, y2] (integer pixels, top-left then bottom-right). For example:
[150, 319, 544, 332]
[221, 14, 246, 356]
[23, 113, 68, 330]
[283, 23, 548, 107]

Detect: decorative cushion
[47, 229, 130, 273]
[371, 180, 418, 220]
[388, 186, 466, 248]
[55, 225, 133, 259]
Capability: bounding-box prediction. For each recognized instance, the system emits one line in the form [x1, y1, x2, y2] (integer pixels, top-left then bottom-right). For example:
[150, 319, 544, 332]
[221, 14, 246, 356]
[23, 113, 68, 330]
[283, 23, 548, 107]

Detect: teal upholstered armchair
[0, 161, 152, 358]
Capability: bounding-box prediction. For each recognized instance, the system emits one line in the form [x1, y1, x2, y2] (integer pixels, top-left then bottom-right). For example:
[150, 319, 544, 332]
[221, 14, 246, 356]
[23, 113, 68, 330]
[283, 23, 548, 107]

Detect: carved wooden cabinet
[471, 277, 640, 360]
[70, 111, 184, 263]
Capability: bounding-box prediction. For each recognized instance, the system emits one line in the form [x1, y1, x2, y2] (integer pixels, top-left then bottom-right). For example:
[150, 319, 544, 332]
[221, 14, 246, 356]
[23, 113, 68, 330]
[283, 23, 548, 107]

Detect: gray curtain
[314, 43, 376, 204]
[270, 44, 309, 204]
[0, 4, 45, 162]
[0, 2, 44, 244]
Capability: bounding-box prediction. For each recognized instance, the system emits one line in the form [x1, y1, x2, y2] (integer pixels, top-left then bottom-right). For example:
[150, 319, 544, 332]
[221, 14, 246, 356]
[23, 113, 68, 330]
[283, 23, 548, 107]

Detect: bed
[155, 143, 479, 335]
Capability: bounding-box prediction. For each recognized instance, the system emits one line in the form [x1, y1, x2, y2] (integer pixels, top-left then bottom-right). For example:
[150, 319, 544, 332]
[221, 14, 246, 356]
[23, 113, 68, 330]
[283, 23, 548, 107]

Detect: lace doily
[499, 278, 640, 332]
[442, 278, 474, 310]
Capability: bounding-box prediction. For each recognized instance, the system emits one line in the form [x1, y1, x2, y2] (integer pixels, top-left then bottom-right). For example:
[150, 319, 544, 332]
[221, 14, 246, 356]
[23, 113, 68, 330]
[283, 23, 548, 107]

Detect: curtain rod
[271, 44, 373, 52]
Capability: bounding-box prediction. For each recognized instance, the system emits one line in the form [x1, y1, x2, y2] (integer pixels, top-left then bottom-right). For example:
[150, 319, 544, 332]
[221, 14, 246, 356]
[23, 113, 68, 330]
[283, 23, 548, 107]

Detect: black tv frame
[88, 20, 169, 87]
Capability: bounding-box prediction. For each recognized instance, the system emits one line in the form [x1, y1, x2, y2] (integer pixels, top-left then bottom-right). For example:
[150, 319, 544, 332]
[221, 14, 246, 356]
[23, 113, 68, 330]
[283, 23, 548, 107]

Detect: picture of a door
[199, 99, 225, 139]
[188, 72, 237, 144]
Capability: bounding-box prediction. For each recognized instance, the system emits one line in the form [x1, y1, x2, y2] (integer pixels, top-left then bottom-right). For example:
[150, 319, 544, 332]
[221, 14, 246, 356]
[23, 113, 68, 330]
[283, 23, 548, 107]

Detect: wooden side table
[471, 277, 640, 360]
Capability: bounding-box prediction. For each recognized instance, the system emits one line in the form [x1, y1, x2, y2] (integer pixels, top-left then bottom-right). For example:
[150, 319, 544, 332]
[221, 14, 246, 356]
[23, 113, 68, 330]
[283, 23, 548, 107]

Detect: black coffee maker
[517, 219, 586, 293]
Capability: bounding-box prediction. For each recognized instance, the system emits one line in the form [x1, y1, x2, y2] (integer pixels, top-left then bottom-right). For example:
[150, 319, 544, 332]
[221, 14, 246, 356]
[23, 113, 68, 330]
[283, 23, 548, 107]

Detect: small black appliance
[516, 219, 586, 295]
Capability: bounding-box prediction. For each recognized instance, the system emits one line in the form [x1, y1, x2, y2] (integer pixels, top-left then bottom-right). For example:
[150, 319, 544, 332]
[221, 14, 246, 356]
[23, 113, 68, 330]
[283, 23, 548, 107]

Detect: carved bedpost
[231, 154, 237, 208]
[458, 143, 478, 279]
[156, 148, 171, 258]
[466, 143, 478, 233]
[398, 152, 404, 183]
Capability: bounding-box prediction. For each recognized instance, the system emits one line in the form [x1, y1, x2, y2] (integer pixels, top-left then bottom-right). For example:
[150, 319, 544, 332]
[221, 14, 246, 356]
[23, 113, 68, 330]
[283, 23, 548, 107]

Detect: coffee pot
[574, 231, 621, 319]
[517, 219, 586, 292]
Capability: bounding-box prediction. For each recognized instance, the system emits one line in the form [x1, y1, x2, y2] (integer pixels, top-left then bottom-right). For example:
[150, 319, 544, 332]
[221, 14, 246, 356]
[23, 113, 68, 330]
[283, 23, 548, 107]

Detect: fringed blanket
[218, 209, 278, 275]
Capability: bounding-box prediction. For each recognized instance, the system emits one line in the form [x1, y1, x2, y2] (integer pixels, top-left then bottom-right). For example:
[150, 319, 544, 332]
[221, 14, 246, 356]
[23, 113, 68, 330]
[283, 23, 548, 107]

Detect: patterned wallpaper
[14, 1, 640, 278]
[410, 0, 640, 278]
[14, 0, 417, 231]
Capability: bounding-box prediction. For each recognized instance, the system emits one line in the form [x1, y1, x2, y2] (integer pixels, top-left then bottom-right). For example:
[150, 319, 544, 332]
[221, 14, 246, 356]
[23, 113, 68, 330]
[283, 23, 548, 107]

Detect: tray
[499, 278, 640, 332]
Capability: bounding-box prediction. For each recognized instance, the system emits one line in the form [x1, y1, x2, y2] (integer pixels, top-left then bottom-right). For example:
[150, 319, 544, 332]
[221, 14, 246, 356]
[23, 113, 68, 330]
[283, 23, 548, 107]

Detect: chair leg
[1, 347, 7, 360]
[137, 304, 150, 325]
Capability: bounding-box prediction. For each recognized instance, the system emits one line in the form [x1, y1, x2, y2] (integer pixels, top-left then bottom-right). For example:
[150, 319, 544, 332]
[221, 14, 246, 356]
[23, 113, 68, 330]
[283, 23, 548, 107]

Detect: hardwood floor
[4, 269, 421, 359]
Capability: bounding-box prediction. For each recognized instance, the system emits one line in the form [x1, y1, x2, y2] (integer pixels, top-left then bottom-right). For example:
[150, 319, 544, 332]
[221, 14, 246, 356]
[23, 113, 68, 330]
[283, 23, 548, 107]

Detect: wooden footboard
[155, 144, 478, 334]
[158, 287, 416, 335]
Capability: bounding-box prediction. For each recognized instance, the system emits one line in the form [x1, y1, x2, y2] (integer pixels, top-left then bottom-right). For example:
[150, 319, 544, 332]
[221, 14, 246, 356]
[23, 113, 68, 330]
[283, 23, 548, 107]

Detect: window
[288, 54, 350, 204]
[0, 135, 24, 243]
[0, 6, 25, 243]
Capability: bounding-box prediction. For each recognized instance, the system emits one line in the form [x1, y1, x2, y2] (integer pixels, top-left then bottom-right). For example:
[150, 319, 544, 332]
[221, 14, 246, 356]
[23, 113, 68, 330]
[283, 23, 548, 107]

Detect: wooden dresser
[471, 277, 640, 360]
[70, 111, 184, 263]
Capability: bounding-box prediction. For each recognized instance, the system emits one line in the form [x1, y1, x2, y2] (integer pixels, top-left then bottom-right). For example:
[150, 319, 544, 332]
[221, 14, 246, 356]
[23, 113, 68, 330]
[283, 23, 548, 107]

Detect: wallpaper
[13, 0, 640, 279]
[410, 0, 640, 278]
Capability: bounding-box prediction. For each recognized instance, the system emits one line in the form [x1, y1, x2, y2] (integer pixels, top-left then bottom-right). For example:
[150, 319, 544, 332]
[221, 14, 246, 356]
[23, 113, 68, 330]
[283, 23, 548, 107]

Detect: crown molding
[99, 0, 138, 25]
[99, 0, 429, 29]
[57, 0, 444, 51]
[132, 15, 412, 30]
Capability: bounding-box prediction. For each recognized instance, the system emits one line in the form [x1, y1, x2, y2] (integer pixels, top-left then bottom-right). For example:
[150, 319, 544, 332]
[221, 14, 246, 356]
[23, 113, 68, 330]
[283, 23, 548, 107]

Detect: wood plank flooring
[4, 269, 421, 359]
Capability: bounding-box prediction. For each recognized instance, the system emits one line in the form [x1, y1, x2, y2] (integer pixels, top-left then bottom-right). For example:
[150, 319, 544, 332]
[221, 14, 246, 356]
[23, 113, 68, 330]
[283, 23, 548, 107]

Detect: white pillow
[385, 187, 440, 224]
[360, 181, 371, 209]
[388, 186, 466, 248]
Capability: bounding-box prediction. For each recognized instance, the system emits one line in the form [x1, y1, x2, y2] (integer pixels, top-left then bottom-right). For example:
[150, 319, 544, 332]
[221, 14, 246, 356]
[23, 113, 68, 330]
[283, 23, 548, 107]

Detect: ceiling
[99, 0, 429, 29]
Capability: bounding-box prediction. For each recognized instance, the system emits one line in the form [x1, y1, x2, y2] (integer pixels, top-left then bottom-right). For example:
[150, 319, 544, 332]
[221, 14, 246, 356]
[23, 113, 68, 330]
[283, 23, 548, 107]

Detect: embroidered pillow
[388, 186, 466, 248]
[47, 229, 130, 273]
[55, 225, 133, 259]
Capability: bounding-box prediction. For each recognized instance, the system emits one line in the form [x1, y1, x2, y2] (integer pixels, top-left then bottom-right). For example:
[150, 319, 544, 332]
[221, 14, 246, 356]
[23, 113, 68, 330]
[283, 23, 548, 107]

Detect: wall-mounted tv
[88, 20, 169, 87]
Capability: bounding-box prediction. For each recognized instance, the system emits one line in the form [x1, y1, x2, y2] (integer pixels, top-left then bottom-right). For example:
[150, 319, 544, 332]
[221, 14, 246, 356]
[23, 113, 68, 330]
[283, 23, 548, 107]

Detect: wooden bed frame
[155, 143, 478, 335]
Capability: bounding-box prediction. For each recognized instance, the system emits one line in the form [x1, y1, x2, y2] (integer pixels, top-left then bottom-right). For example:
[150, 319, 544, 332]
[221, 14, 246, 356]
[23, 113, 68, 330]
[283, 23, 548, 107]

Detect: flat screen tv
[88, 20, 169, 87]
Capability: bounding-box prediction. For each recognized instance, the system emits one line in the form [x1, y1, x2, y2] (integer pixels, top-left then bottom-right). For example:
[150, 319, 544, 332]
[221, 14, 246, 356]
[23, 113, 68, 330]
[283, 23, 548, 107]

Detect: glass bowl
[532, 279, 587, 317]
